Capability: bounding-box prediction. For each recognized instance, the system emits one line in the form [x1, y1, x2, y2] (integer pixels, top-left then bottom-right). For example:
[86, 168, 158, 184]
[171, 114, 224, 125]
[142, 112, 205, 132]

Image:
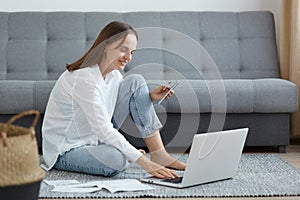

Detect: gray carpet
[39, 154, 300, 198]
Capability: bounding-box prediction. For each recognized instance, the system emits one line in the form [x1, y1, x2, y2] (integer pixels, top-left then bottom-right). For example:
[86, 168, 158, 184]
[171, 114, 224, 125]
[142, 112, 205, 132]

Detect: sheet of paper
[52, 185, 102, 193]
[66, 181, 100, 188]
[44, 179, 79, 186]
[44, 179, 154, 193]
[98, 179, 154, 193]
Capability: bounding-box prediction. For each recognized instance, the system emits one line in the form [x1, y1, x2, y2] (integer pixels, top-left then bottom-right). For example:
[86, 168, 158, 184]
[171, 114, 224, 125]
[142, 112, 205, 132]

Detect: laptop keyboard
[162, 177, 183, 184]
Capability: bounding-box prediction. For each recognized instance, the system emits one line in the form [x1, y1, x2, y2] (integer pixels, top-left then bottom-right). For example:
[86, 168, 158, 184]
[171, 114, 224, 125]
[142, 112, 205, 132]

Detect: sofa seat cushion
[153, 78, 298, 114]
[0, 80, 55, 114]
[1, 78, 297, 115]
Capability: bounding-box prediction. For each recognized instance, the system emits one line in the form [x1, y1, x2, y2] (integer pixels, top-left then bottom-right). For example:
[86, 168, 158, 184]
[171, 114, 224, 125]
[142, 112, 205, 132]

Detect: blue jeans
[54, 74, 162, 177]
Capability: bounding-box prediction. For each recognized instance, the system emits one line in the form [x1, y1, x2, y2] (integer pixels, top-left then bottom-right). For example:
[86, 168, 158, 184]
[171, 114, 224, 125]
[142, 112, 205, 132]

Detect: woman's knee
[124, 74, 147, 92]
[55, 145, 128, 177]
[106, 147, 128, 171]
[86, 145, 128, 172]
[100, 166, 121, 177]
[88, 146, 128, 177]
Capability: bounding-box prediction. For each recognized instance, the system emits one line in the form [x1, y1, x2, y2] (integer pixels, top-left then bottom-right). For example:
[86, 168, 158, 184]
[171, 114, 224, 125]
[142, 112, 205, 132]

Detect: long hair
[66, 21, 138, 71]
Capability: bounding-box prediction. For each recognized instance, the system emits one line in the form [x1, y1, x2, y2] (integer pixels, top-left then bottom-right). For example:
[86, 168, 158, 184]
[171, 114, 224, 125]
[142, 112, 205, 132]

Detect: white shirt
[41, 65, 142, 170]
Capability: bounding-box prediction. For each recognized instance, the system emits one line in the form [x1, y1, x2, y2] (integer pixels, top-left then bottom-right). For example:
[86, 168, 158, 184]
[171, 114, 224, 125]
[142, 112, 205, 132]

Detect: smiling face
[102, 33, 137, 74]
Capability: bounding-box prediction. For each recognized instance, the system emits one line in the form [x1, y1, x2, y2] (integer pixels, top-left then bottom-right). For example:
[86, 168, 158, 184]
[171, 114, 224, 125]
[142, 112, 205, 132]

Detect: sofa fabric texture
[0, 11, 298, 152]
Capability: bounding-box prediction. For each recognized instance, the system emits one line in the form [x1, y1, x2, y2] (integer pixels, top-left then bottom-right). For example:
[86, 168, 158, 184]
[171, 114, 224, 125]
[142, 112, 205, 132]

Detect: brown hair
[66, 21, 138, 71]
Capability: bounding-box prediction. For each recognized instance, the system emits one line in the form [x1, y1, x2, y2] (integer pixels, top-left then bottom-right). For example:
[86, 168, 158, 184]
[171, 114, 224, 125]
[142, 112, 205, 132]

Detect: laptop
[140, 128, 249, 188]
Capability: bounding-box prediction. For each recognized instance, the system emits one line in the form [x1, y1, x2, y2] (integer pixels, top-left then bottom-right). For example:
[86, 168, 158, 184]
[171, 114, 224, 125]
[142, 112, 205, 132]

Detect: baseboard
[290, 136, 300, 145]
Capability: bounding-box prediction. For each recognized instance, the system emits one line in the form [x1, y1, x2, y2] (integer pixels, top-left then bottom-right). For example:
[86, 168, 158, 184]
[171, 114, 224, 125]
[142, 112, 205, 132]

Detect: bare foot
[150, 150, 186, 170]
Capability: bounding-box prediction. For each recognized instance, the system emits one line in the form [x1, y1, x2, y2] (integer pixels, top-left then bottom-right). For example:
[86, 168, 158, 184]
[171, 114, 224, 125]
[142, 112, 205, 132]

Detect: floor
[40, 144, 300, 200]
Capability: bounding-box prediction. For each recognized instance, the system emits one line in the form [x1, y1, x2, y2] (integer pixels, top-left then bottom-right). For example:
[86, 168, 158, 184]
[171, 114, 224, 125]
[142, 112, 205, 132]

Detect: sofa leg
[277, 146, 286, 153]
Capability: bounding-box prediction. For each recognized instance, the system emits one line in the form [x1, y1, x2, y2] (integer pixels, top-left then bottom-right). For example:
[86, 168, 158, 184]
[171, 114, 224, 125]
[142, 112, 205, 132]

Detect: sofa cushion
[0, 80, 34, 114]
[151, 78, 298, 114]
[33, 81, 56, 112]
[124, 11, 280, 80]
[0, 11, 280, 81]
[0, 80, 55, 114]
[1, 78, 297, 115]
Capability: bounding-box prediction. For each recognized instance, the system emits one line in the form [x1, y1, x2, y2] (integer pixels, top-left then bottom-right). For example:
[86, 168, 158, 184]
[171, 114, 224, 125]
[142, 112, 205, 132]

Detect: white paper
[52, 185, 101, 193]
[97, 179, 154, 193]
[44, 179, 79, 186]
[44, 179, 154, 193]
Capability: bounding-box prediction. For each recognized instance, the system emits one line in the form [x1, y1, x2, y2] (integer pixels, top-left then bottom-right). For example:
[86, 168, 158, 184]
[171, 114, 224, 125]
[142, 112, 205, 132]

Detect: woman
[41, 21, 185, 179]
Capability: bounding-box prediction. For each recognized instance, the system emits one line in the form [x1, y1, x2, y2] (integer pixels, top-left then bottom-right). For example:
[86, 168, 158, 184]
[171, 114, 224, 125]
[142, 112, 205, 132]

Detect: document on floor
[44, 179, 154, 193]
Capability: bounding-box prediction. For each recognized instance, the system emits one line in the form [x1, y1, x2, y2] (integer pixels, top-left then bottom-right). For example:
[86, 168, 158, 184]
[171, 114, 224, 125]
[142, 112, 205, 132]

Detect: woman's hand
[149, 85, 174, 102]
[138, 149, 146, 155]
[136, 155, 179, 179]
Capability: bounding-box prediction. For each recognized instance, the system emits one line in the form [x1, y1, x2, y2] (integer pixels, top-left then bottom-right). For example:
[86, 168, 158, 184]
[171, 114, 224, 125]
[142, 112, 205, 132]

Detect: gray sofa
[0, 11, 298, 153]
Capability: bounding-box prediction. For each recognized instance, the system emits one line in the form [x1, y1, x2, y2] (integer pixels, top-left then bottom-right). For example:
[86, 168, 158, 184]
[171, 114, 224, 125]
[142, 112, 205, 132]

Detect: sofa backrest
[0, 11, 279, 81]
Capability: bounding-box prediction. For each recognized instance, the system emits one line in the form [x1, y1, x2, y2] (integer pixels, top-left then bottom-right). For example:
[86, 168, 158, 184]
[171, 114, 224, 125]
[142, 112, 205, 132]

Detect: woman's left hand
[149, 85, 174, 102]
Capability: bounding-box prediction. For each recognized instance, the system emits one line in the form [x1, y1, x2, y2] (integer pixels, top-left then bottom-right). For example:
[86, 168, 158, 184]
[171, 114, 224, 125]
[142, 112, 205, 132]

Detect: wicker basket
[0, 110, 45, 199]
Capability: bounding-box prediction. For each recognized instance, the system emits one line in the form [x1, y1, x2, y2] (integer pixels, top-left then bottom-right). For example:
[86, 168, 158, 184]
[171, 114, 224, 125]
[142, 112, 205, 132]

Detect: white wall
[0, 0, 280, 13]
[0, 0, 281, 43]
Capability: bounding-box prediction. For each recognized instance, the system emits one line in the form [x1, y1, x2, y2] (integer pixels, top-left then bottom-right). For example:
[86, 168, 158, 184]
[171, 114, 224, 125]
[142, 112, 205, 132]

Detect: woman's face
[104, 33, 137, 71]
